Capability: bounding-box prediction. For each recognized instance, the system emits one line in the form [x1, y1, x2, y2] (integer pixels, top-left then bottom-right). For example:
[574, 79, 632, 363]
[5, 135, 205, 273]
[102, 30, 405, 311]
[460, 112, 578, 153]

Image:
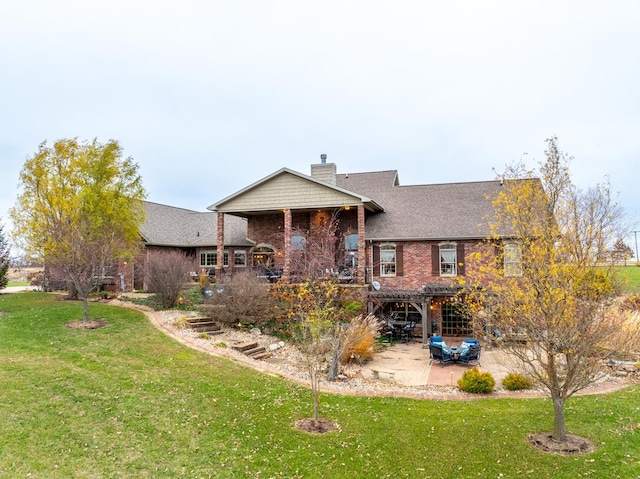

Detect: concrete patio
[363, 338, 512, 387]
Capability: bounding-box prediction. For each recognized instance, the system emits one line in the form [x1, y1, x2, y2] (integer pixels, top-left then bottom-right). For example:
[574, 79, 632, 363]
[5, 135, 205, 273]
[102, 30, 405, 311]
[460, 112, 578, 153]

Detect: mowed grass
[0, 293, 638, 478]
[615, 265, 640, 293]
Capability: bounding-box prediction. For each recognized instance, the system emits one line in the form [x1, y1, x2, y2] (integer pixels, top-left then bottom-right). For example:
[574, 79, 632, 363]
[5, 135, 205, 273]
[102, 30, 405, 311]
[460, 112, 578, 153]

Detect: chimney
[311, 154, 336, 185]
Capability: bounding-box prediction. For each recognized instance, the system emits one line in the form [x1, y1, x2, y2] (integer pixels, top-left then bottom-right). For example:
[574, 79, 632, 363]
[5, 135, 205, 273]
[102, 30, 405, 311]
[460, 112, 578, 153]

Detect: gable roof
[209, 167, 383, 215]
[140, 201, 250, 247]
[336, 172, 505, 240]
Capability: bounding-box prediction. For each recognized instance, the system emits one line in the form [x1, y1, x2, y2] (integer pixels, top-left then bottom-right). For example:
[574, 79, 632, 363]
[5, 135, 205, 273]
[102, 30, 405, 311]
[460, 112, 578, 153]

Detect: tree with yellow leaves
[10, 138, 146, 323]
[462, 137, 637, 445]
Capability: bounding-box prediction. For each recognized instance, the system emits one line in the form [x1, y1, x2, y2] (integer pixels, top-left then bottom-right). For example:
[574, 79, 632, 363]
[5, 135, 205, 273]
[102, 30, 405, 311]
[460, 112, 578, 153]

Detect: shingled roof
[140, 201, 250, 247]
[336, 171, 503, 241]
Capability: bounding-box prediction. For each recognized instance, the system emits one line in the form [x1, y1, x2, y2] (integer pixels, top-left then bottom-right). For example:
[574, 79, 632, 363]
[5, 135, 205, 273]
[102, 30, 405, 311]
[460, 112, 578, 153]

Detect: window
[200, 250, 228, 267]
[504, 242, 522, 277]
[441, 302, 472, 336]
[439, 243, 457, 276]
[234, 250, 246, 267]
[291, 235, 306, 251]
[345, 234, 358, 268]
[380, 244, 396, 277]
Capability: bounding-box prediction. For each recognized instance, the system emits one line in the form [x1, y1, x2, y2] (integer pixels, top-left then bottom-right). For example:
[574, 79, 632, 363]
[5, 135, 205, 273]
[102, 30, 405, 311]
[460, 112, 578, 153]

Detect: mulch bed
[65, 319, 108, 330]
[528, 432, 595, 455]
[295, 418, 340, 434]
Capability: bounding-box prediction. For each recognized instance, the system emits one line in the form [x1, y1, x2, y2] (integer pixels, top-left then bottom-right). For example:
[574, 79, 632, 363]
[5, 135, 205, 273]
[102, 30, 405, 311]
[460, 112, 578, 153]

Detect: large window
[504, 242, 522, 277]
[439, 243, 457, 276]
[200, 250, 229, 268]
[380, 244, 396, 277]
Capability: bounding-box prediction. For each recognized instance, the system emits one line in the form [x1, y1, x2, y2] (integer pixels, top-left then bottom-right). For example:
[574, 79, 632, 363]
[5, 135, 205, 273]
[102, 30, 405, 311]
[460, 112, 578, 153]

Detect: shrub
[145, 250, 194, 308]
[502, 372, 533, 391]
[457, 367, 496, 394]
[205, 270, 270, 326]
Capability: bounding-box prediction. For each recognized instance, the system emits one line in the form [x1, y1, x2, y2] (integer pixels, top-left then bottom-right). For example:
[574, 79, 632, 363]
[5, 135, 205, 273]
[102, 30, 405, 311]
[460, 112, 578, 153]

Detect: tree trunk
[552, 395, 566, 441]
[328, 349, 340, 381]
[82, 295, 90, 323]
[312, 376, 320, 424]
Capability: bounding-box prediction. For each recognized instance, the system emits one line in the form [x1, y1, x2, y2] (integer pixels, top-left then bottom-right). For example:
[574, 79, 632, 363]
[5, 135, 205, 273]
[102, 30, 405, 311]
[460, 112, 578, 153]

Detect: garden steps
[231, 341, 271, 360]
[187, 317, 224, 336]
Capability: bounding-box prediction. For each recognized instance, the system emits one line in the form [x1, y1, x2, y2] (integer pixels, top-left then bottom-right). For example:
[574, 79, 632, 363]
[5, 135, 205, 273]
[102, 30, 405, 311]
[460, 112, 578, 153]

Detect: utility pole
[634, 231, 639, 267]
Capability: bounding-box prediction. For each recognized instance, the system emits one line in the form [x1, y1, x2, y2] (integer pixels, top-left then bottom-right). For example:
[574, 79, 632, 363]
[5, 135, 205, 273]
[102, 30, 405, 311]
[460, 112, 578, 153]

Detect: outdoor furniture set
[429, 336, 481, 367]
[381, 312, 416, 343]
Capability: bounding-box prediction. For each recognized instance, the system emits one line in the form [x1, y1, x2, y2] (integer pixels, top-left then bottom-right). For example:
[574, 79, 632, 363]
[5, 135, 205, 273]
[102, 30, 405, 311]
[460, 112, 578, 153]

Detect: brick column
[357, 204, 366, 284]
[216, 212, 224, 282]
[282, 209, 292, 282]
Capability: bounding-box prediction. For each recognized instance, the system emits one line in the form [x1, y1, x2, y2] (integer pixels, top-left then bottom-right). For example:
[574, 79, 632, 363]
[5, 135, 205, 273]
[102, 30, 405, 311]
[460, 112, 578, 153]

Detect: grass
[615, 264, 640, 293]
[0, 292, 638, 478]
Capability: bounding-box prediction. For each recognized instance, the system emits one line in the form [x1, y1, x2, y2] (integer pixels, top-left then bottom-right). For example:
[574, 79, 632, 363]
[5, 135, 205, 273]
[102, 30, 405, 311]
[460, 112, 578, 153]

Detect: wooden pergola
[368, 283, 467, 348]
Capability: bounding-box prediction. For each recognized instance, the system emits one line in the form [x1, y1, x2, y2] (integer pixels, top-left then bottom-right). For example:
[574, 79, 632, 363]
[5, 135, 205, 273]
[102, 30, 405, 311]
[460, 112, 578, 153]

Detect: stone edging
[112, 300, 634, 401]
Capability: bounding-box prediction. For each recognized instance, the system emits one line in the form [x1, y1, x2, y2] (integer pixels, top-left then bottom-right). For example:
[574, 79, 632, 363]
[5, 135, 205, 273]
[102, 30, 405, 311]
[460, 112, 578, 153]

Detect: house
[199, 156, 510, 347]
[135, 156, 520, 347]
[134, 202, 251, 290]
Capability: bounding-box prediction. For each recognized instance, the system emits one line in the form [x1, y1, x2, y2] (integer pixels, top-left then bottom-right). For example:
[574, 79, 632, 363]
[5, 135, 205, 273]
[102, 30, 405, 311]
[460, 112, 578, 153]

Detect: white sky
[1, 1, 639, 252]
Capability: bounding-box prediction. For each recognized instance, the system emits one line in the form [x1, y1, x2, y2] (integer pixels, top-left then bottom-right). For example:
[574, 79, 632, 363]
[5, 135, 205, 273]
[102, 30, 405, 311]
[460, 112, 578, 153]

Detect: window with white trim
[200, 250, 229, 267]
[439, 243, 457, 276]
[234, 250, 247, 267]
[504, 242, 522, 277]
[380, 244, 396, 277]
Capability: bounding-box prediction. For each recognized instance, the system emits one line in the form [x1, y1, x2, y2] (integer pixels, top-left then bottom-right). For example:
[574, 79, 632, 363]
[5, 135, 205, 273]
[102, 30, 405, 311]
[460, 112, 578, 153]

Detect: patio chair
[458, 344, 481, 366]
[429, 344, 453, 367]
[430, 335, 443, 345]
[399, 321, 416, 343]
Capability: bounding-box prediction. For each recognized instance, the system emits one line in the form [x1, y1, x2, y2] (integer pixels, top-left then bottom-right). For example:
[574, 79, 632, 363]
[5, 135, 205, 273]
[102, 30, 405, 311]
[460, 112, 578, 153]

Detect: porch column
[216, 212, 225, 282]
[357, 204, 366, 284]
[282, 208, 292, 282]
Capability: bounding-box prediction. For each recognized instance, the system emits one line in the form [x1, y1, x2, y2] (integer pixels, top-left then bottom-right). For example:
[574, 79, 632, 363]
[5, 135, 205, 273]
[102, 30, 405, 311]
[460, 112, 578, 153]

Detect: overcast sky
[2, 1, 639, 252]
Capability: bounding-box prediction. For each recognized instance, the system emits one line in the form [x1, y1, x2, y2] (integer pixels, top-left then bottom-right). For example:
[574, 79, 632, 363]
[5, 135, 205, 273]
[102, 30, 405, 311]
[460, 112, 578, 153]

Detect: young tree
[462, 137, 638, 444]
[293, 280, 341, 428]
[10, 138, 146, 323]
[0, 220, 10, 290]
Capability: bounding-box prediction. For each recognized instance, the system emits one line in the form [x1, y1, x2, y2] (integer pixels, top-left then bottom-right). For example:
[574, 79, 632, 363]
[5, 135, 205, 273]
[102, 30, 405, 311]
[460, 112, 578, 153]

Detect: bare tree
[463, 137, 639, 443]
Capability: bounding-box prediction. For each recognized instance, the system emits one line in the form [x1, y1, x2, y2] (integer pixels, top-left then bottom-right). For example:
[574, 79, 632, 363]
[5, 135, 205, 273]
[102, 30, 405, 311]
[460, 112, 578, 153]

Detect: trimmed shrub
[457, 367, 495, 394]
[502, 372, 533, 391]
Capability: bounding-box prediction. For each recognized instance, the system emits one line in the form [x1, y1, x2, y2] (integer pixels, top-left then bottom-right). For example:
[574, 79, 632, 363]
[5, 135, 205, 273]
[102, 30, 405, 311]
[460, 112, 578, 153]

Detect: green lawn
[0, 292, 638, 478]
[615, 265, 640, 293]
